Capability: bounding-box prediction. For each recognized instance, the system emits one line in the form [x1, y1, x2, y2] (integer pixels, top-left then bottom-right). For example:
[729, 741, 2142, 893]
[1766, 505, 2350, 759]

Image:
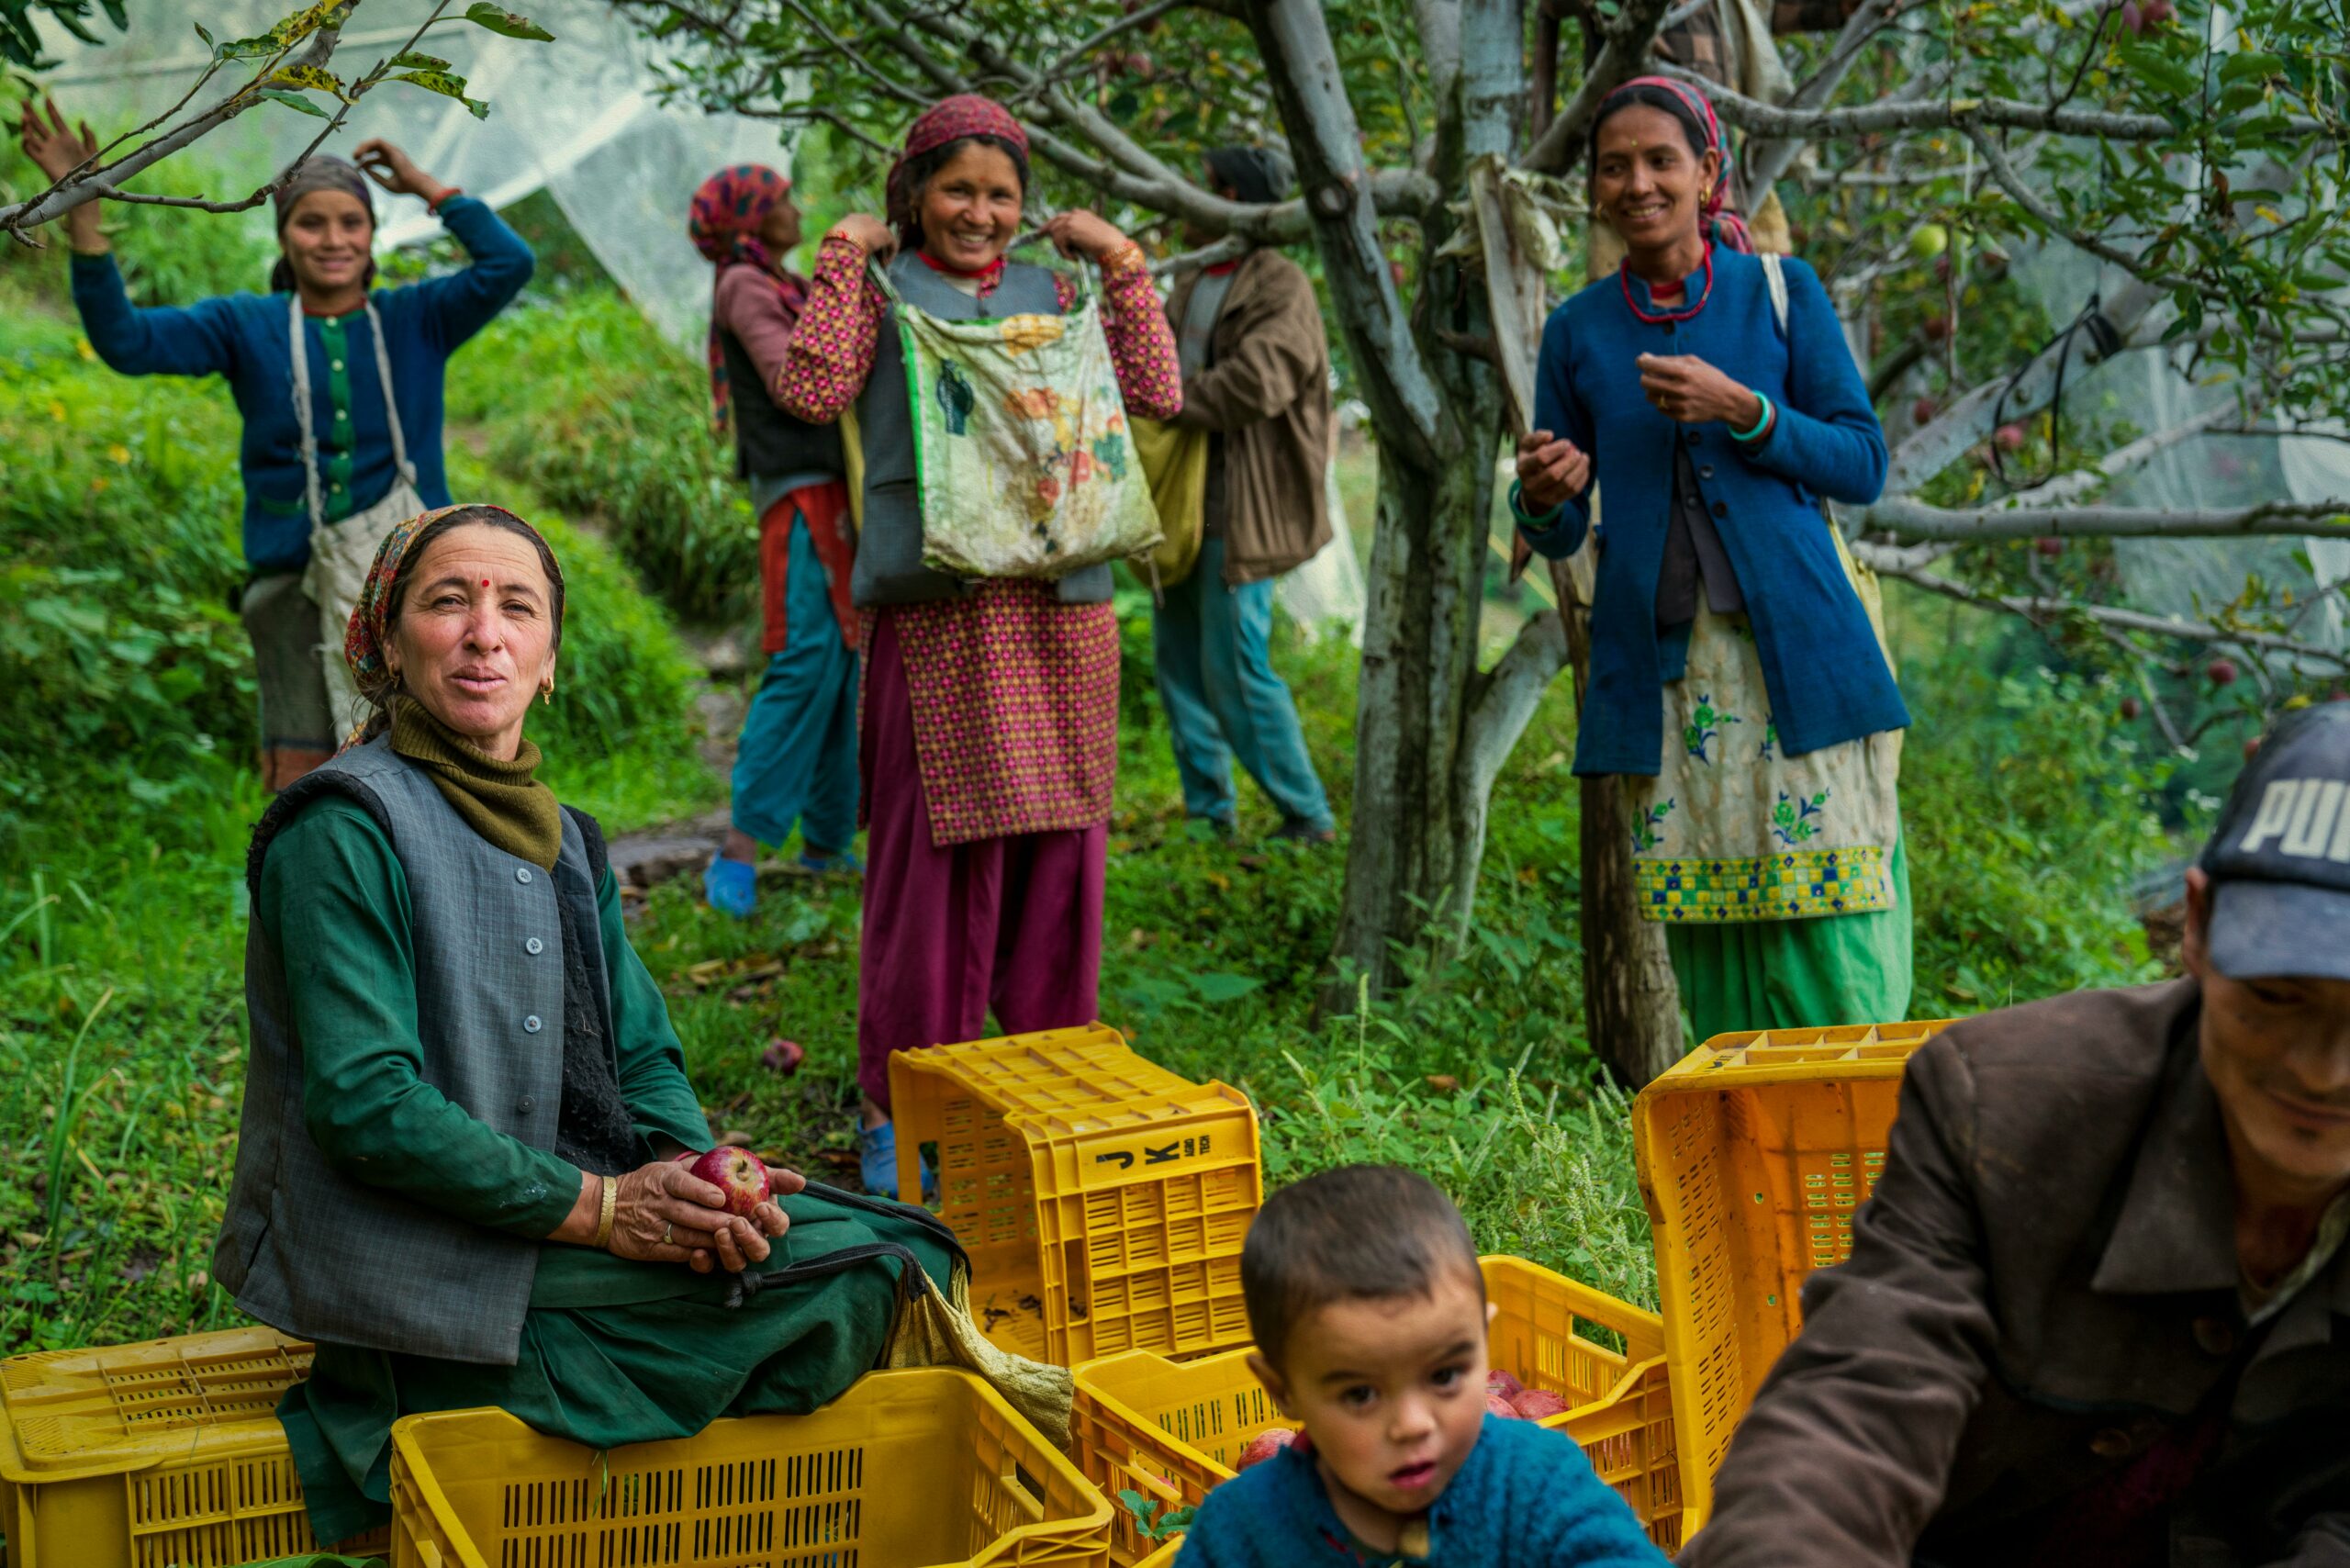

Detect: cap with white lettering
[2198, 706, 2350, 981]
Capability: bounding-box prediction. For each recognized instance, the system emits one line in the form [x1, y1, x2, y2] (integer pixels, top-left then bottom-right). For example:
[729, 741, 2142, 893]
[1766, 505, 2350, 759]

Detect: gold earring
[540, 679, 554, 706]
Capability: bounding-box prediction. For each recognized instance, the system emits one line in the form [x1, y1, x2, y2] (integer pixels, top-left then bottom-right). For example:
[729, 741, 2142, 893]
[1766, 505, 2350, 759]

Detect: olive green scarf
[390, 698, 564, 870]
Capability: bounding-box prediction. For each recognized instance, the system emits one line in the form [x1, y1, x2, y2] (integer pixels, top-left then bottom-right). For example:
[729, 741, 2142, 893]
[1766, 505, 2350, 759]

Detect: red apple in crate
[1511, 1388, 1572, 1421]
[1236, 1426, 1300, 1471]
[1486, 1368, 1526, 1401]
[1485, 1393, 1524, 1420]
[687, 1146, 772, 1216]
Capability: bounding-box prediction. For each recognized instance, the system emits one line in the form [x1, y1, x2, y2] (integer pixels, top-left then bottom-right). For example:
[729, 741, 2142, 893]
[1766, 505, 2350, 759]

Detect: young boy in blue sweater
[1176, 1167, 1665, 1567]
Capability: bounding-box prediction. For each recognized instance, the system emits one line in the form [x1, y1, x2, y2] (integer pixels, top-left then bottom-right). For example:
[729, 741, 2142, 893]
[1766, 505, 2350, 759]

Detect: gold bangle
[591, 1173, 618, 1249]
[1098, 241, 1147, 279]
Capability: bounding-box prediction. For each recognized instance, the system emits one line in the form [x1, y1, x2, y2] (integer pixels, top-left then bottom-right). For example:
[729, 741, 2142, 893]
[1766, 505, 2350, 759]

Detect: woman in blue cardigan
[1513, 77, 1911, 1040]
[21, 99, 534, 790]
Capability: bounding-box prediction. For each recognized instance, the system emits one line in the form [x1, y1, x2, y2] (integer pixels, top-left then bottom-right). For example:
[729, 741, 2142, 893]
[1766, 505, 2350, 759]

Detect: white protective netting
[37, 2, 1370, 630]
[38, 0, 786, 348]
[2014, 243, 2350, 663]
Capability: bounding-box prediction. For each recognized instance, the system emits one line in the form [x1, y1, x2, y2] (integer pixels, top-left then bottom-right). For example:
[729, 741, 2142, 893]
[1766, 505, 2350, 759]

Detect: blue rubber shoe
[856, 1119, 935, 1201]
[702, 853, 756, 918]
[798, 846, 865, 877]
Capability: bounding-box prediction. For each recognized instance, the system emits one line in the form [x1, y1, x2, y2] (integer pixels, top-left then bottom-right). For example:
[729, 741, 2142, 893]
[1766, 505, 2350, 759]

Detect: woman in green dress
[217, 503, 957, 1545]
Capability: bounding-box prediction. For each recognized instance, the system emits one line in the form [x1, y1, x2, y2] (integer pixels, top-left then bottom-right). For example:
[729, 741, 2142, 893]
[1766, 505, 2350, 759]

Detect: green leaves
[464, 3, 555, 40]
[2113, 41, 2199, 100]
[391, 69, 491, 119]
[265, 62, 346, 97]
[390, 50, 453, 71]
[260, 88, 330, 118]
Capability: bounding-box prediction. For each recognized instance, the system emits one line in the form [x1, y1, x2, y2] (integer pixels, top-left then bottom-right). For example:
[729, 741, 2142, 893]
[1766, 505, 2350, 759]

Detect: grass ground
[0, 283, 2177, 1361]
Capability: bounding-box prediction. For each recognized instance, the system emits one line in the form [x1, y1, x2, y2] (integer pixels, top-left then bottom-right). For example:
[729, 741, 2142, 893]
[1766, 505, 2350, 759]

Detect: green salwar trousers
[1665, 833, 1915, 1045]
[278, 1190, 956, 1544]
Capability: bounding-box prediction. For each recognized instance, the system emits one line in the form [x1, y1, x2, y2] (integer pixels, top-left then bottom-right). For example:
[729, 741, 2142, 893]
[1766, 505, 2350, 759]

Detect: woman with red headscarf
[1512, 77, 1912, 1041]
[778, 95, 1181, 1196]
[688, 163, 863, 917]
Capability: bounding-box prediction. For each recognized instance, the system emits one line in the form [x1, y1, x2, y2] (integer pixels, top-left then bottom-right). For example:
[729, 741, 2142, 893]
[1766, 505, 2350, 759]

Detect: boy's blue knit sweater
[70, 196, 533, 575]
[1174, 1414, 1666, 1567]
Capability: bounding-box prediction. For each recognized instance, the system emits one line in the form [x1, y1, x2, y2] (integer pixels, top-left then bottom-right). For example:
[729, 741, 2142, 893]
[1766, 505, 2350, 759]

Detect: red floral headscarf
[1598, 76, 1753, 254]
[885, 95, 1030, 236]
[689, 162, 806, 438]
[341, 503, 562, 748]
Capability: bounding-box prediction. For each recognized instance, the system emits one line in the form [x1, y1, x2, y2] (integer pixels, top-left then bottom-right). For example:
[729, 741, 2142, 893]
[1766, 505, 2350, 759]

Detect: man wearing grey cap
[1687, 706, 2350, 1566]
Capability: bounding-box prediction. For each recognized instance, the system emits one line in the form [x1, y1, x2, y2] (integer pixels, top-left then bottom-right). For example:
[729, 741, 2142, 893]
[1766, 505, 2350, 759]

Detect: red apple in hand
[687, 1146, 772, 1217]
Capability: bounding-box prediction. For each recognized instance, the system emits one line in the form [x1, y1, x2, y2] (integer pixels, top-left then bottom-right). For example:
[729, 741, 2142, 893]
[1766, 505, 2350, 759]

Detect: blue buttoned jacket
[1516, 244, 1908, 777]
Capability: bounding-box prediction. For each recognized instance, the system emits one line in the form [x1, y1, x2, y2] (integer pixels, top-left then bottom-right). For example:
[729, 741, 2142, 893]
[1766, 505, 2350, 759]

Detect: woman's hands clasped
[1515, 429, 1593, 513]
[1635, 353, 1765, 431]
[605, 1158, 809, 1273]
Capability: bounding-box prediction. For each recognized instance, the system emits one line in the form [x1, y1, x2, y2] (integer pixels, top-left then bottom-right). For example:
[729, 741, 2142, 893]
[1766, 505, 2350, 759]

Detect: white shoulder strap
[290, 293, 410, 532]
[1760, 252, 1789, 338]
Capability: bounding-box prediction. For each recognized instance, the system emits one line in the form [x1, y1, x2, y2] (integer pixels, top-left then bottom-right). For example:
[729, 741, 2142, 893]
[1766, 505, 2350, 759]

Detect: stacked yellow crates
[1633, 1019, 1953, 1535]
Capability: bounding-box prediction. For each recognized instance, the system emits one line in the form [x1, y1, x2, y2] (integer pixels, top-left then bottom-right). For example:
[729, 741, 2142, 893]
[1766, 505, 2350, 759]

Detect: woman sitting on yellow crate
[214, 504, 968, 1546]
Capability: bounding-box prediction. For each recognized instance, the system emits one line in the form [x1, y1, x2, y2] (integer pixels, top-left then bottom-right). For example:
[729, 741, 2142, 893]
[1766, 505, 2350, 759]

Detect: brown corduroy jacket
[1165, 248, 1332, 586]
[1683, 980, 2350, 1568]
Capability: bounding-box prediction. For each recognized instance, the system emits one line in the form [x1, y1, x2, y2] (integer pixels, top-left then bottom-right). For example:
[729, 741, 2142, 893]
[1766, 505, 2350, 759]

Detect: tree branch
[1860, 554, 2350, 674]
[1962, 123, 2154, 280]
[1246, 0, 1444, 467]
[1746, 0, 1901, 191]
[1522, 0, 1673, 174]
[1011, 0, 1194, 106]
[1886, 273, 2165, 493]
[1683, 73, 2249, 144]
[1860, 496, 2350, 542]
[1463, 609, 1571, 808]
[0, 17, 352, 233]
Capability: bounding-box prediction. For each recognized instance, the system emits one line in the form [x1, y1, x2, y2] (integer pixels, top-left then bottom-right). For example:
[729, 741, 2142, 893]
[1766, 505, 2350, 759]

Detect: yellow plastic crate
[1135, 1540, 1183, 1567]
[0, 1324, 386, 1568]
[1068, 1257, 1681, 1563]
[388, 1367, 1112, 1568]
[1633, 1019, 1953, 1535]
[890, 1025, 1262, 1367]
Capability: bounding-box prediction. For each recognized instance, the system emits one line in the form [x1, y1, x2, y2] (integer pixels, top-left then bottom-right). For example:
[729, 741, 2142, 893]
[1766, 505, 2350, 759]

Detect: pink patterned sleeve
[776, 236, 885, 422]
[1067, 263, 1182, 420]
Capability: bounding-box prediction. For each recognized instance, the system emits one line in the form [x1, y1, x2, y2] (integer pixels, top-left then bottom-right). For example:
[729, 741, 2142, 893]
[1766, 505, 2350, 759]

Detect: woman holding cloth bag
[778, 95, 1180, 1196]
[22, 99, 533, 789]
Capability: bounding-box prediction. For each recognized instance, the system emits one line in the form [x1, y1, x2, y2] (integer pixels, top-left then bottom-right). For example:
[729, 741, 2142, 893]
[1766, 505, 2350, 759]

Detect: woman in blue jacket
[1513, 77, 1910, 1040]
[21, 99, 534, 790]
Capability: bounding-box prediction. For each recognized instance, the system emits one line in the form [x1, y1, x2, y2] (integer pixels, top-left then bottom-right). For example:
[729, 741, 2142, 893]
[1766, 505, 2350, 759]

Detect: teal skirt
[279, 1189, 957, 1544]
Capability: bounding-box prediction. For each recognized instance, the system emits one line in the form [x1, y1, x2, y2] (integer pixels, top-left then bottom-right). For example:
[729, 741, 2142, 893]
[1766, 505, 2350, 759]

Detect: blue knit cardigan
[1174, 1414, 1665, 1567]
[71, 196, 534, 575]
[1516, 245, 1908, 777]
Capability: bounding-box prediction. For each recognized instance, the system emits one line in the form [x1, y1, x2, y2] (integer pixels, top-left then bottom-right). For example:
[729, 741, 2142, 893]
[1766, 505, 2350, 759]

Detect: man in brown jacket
[1155, 145, 1335, 844]
[1686, 706, 2350, 1567]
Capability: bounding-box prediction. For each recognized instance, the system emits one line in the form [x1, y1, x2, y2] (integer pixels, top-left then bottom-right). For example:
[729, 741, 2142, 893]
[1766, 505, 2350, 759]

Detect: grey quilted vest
[217, 735, 610, 1364]
[851, 252, 1113, 608]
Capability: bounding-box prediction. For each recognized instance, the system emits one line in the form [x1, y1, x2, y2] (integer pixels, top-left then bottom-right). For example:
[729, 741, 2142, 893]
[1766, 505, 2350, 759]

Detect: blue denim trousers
[1150, 536, 1333, 830]
[731, 508, 859, 852]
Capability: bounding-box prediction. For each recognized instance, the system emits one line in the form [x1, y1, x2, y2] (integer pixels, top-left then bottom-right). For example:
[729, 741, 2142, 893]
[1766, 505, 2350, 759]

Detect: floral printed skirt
[1628, 605, 1903, 925]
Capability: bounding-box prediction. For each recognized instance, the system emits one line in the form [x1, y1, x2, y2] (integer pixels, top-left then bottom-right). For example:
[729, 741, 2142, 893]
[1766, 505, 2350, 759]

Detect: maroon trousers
[856, 610, 1106, 1112]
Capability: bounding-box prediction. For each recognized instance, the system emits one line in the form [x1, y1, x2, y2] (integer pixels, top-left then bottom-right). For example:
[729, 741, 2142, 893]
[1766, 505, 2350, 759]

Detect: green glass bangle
[1731, 394, 1774, 444]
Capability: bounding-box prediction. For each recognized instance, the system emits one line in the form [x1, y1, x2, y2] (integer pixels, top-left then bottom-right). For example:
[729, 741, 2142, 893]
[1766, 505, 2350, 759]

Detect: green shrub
[447, 289, 756, 623]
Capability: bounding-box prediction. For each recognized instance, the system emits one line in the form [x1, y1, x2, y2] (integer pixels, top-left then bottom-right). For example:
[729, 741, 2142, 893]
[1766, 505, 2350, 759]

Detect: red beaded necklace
[1619, 244, 1714, 324]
